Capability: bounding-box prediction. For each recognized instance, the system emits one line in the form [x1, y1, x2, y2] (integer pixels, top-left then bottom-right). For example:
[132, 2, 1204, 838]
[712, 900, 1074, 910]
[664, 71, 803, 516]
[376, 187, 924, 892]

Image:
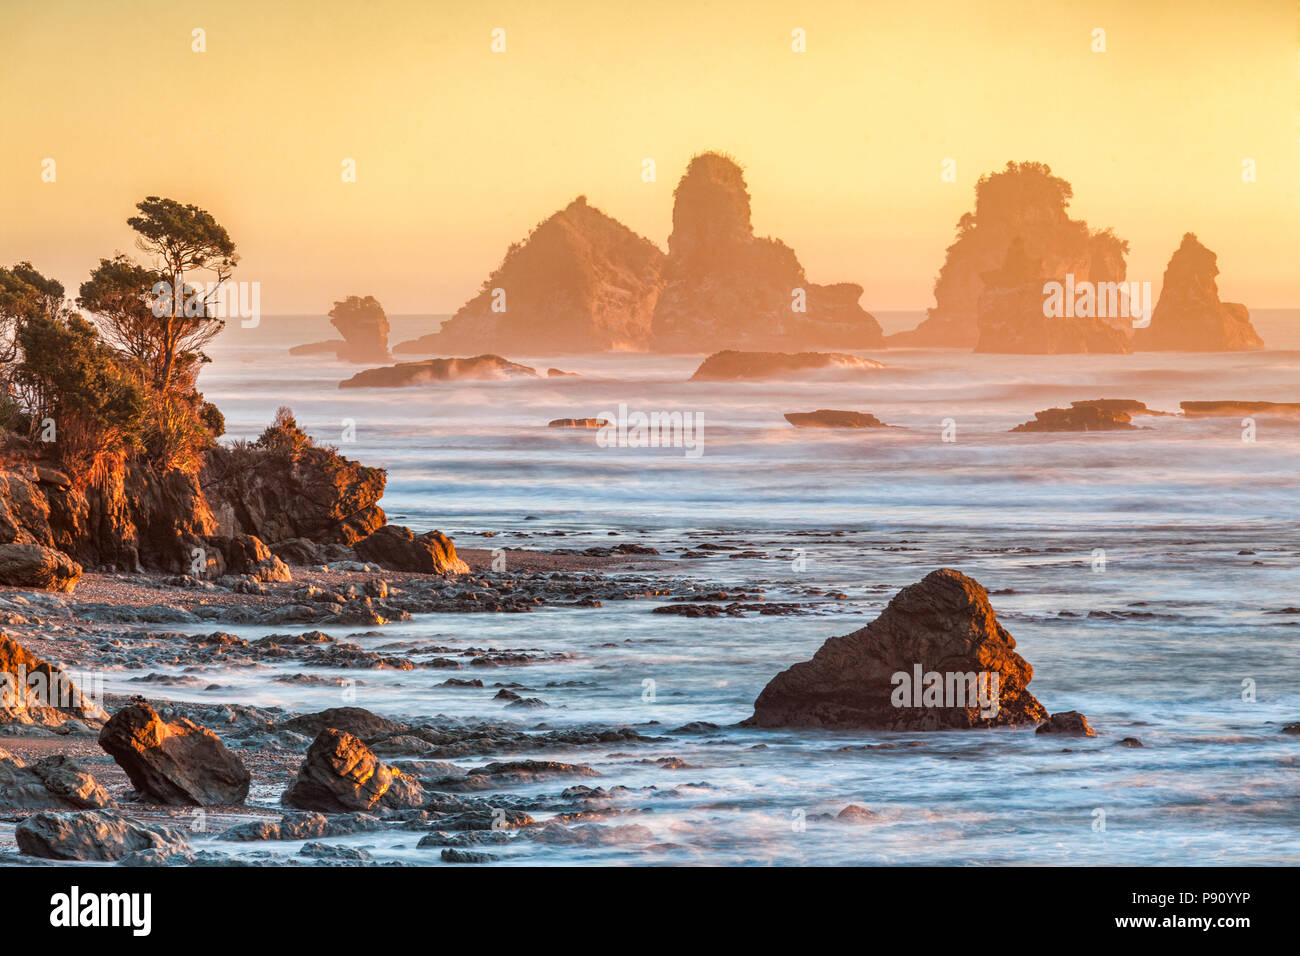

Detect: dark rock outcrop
[396, 198, 664, 354]
[0, 542, 82, 591]
[282, 728, 425, 812]
[548, 418, 610, 429]
[1036, 710, 1096, 737]
[743, 568, 1047, 729]
[98, 700, 251, 806]
[784, 410, 888, 428]
[1011, 406, 1139, 432]
[0, 633, 107, 728]
[973, 238, 1132, 353]
[651, 153, 883, 352]
[339, 355, 538, 388]
[217, 534, 292, 583]
[15, 810, 187, 862]
[1180, 401, 1300, 418]
[690, 350, 883, 381]
[0, 750, 112, 809]
[1135, 234, 1263, 351]
[1071, 399, 1167, 416]
[290, 295, 392, 363]
[891, 161, 1128, 348]
[353, 525, 469, 575]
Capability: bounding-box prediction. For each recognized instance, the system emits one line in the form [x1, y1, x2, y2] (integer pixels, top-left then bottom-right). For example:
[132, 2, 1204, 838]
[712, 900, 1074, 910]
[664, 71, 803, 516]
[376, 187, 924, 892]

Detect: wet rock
[548, 418, 611, 429]
[1118, 737, 1144, 747]
[353, 525, 470, 575]
[1036, 711, 1097, 737]
[340, 355, 537, 388]
[1135, 233, 1263, 351]
[440, 847, 499, 863]
[836, 804, 876, 823]
[529, 821, 655, 845]
[744, 568, 1047, 730]
[0, 632, 107, 728]
[0, 749, 112, 809]
[784, 410, 889, 428]
[16, 809, 188, 862]
[300, 841, 372, 862]
[690, 350, 883, 382]
[1012, 406, 1137, 432]
[0, 543, 82, 592]
[118, 845, 197, 866]
[277, 707, 408, 741]
[98, 700, 251, 806]
[282, 729, 425, 812]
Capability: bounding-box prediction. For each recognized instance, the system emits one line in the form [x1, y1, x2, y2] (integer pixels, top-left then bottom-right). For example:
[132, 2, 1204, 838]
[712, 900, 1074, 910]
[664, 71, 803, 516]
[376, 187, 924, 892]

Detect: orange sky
[2, 0, 1297, 314]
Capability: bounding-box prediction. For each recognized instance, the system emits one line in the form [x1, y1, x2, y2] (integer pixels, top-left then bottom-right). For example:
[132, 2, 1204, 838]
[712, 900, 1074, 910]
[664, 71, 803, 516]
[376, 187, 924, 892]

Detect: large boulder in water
[891, 161, 1128, 348]
[16, 809, 187, 862]
[784, 410, 888, 428]
[744, 569, 1047, 730]
[396, 197, 665, 354]
[1134, 233, 1263, 351]
[651, 153, 883, 352]
[98, 700, 251, 806]
[353, 525, 469, 575]
[0, 543, 81, 592]
[690, 350, 883, 381]
[282, 728, 425, 812]
[1011, 405, 1138, 432]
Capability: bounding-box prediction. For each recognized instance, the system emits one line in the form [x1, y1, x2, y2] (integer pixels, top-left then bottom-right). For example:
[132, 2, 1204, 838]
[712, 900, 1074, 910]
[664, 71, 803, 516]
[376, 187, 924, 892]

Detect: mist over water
[172, 311, 1300, 864]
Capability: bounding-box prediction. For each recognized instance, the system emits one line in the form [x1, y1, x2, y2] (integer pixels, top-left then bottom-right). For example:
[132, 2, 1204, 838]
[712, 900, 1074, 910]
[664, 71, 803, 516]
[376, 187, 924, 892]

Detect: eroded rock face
[398, 198, 664, 354]
[1011, 406, 1138, 432]
[0, 633, 107, 728]
[0, 542, 81, 591]
[15, 809, 187, 862]
[353, 525, 469, 575]
[892, 161, 1128, 348]
[973, 239, 1132, 354]
[743, 568, 1047, 730]
[98, 700, 251, 806]
[784, 410, 888, 428]
[690, 350, 883, 381]
[1135, 234, 1263, 351]
[0, 750, 112, 810]
[219, 534, 292, 583]
[282, 728, 425, 812]
[651, 153, 883, 352]
[339, 355, 538, 387]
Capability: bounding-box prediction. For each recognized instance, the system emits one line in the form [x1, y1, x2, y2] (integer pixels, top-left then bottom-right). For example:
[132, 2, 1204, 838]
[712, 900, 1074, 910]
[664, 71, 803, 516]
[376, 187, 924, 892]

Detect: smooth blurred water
[146, 311, 1300, 864]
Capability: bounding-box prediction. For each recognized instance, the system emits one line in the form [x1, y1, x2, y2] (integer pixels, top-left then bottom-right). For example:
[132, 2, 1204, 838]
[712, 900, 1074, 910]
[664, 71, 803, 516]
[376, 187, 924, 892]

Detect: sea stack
[743, 568, 1047, 730]
[891, 161, 1129, 349]
[394, 197, 664, 354]
[650, 153, 883, 352]
[290, 295, 392, 363]
[1134, 233, 1263, 351]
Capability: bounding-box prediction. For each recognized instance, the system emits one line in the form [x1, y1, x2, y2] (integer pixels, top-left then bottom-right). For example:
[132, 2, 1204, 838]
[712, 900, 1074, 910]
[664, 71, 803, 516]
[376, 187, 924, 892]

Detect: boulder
[1011, 406, 1138, 432]
[353, 525, 469, 575]
[0, 749, 112, 809]
[221, 534, 291, 582]
[890, 161, 1128, 348]
[690, 350, 883, 382]
[98, 700, 250, 805]
[784, 410, 888, 428]
[651, 153, 883, 352]
[277, 706, 406, 742]
[1036, 711, 1097, 737]
[396, 197, 665, 354]
[15, 809, 187, 862]
[0, 633, 107, 728]
[269, 537, 325, 566]
[339, 355, 538, 388]
[1135, 234, 1263, 351]
[282, 728, 425, 812]
[0, 543, 82, 592]
[743, 568, 1047, 730]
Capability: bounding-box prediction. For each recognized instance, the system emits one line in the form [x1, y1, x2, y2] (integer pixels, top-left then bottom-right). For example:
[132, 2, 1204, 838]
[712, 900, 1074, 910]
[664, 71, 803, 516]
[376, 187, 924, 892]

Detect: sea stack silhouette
[291, 295, 393, 363]
[649, 152, 883, 352]
[891, 161, 1129, 349]
[396, 197, 664, 354]
[1134, 233, 1263, 351]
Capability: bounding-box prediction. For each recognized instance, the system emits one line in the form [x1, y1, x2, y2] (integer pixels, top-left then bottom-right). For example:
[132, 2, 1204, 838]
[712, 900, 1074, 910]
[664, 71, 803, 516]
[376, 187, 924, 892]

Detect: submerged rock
[98, 700, 251, 806]
[282, 728, 425, 812]
[339, 354, 538, 387]
[784, 410, 888, 429]
[1135, 234, 1263, 351]
[1036, 711, 1097, 737]
[651, 153, 883, 352]
[1011, 406, 1139, 432]
[0, 543, 82, 592]
[690, 350, 883, 381]
[353, 525, 469, 575]
[743, 568, 1047, 730]
[16, 809, 188, 862]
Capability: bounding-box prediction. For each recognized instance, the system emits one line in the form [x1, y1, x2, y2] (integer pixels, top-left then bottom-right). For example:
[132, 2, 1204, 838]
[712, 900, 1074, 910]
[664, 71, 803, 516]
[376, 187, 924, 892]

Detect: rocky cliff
[892, 161, 1129, 349]
[395, 197, 664, 354]
[1134, 233, 1263, 351]
[651, 153, 883, 352]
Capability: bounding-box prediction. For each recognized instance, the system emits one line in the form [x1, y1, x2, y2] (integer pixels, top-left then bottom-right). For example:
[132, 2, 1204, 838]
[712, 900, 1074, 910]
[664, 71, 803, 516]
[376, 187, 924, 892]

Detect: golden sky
[2, 0, 1297, 314]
